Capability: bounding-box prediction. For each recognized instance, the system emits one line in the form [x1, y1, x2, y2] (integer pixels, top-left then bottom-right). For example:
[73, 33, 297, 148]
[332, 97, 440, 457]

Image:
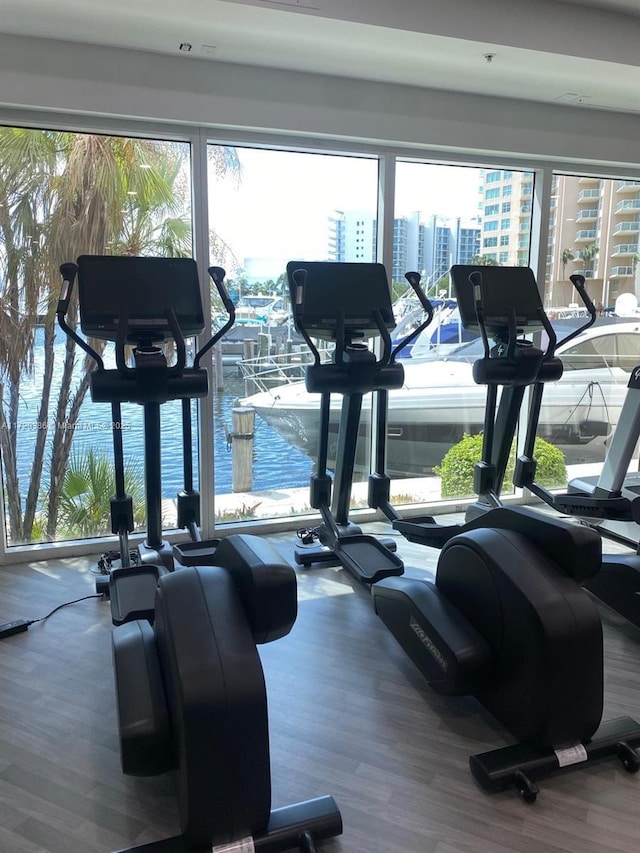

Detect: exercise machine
[287, 261, 432, 584]
[369, 265, 577, 547]
[111, 521, 342, 852]
[372, 266, 640, 800]
[59, 258, 343, 849]
[57, 255, 233, 623]
[514, 280, 640, 628]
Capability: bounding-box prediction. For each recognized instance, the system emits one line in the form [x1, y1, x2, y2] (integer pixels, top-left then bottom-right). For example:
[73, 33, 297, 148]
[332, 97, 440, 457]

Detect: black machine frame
[57, 256, 233, 623]
[59, 256, 343, 853]
[287, 261, 433, 584]
[294, 259, 640, 801]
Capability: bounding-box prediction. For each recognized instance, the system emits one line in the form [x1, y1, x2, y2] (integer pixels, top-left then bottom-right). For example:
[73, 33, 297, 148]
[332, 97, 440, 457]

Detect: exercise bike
[372, 265, 640, 800]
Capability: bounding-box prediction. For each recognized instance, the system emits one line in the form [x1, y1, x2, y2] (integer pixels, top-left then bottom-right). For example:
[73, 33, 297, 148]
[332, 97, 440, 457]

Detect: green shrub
[435, 433, 566, 499]
[58, 448, 146, 537]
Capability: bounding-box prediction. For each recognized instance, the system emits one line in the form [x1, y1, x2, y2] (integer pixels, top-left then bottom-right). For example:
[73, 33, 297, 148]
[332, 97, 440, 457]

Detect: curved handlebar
[552, 273, 597, 351]
[390, 271, 434, 362]
[468, 271, 491, 360]
[56, 262, 105, 371]
[194, 266, 235, 369]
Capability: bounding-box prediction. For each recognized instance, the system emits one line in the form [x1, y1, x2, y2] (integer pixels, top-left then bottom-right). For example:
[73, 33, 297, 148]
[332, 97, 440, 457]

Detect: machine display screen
[450, 265, 544, 334]
[286, 261, 395, 341]
[77, 255, 205, 343]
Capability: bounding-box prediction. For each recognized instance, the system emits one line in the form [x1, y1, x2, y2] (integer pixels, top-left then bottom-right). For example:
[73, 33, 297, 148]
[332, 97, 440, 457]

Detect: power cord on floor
[95, 549, 141, 575]
[296, 526, 320, 546]
[0, 593, 103, 640]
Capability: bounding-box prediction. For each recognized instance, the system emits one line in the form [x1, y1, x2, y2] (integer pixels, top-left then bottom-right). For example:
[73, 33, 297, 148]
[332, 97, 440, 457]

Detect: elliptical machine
[514, 285, 640, 629]
[111, 543, 342, 853]
[58, 257, 342, 851]
[57, 256, 298, 628]
[287, 261, 433, 584]
[372, 265, 640, 800]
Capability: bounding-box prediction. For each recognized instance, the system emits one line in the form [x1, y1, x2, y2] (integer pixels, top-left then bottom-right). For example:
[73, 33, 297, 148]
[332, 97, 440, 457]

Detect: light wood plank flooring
[1, 521, 640, 853]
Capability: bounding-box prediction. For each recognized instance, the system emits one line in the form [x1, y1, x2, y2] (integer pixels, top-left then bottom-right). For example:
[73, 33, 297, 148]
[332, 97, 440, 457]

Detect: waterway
[9, 331, 313, 503]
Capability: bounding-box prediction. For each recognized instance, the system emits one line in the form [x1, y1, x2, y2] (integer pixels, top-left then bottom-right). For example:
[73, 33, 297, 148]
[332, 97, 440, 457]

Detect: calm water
[11, 332, 313, 502]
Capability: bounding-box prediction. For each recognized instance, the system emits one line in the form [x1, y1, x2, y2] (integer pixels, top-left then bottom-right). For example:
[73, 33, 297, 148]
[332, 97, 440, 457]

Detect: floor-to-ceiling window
[207, 145, 379, 524]
[539, 172, 640, 485]
[0, 127, 192, 547]
[387, 162, 535, 504]
[4, 115, 640, 559]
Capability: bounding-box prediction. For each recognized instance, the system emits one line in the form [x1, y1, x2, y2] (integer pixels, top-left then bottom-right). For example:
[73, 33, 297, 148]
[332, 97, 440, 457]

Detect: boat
[215, 295, 304, 366]
[240, 318, 640, 476]
[232, 294, 289, 326]
[391, 300, 477, 360]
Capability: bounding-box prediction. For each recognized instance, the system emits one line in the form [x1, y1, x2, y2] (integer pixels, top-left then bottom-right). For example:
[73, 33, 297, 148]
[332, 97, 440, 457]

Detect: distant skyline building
[328, 210, 480, 285]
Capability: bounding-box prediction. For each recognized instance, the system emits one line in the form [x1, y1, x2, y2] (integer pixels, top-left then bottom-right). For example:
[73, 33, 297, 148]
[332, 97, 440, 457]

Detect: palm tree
[0, 129, 240, 544]
[560, 247, 575, 279]
[57, 449, 146, 538]
[577, 243, 599, 275]
[470, 255, 500, 266]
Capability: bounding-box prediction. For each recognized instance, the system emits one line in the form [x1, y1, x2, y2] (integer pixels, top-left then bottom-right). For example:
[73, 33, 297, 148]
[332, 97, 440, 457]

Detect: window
[501, 218, 511, 229]
[208, 146, 378, 523]
[500, 235, 510, 246]
[502, 202, 511, 213]
[561, 337, 612, 371]
[485, 221, 499, 231]
[0, 127, 192, 547]
[614, 334, 640, 372]
[485, 204, 499, 215]
[389, 160, 532, 498]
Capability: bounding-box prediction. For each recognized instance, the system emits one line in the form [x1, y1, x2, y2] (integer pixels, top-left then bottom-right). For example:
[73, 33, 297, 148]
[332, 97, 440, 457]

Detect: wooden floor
[1, 521, 640, 853]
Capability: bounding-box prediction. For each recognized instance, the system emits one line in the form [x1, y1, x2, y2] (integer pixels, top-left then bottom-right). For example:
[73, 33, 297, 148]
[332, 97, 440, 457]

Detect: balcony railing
[575, 230, 597, 241]
[615, 198, 640, 213]
[612, 245, 638, 256]
[610, 266, 634, 277]
[614, 221, 640, 234]
[576, 209, 599, 221]
[617, 181, 640, 193]
[578, 189, 601, 201]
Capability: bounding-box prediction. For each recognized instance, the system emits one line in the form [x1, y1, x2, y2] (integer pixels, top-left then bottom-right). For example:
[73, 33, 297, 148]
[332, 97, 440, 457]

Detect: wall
[1, 33, 640, 170]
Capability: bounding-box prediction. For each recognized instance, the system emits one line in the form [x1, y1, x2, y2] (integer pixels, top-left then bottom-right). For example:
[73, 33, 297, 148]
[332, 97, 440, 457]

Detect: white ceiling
[2, 0, 640, 115]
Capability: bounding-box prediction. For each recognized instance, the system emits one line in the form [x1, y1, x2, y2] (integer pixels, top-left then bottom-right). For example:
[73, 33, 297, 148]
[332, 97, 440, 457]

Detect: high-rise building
[549, 175, 640, 308]
[478, 170, 640, 308]
[478, 169, 534, 268]
[329, 210, 480, 286]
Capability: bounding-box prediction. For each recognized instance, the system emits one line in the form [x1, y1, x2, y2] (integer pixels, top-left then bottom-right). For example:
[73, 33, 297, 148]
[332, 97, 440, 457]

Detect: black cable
[296, 526, 320, 545]
[95, 549, 141, 575]
[0, 593, 104, 639]
[27, 594, 104, 625]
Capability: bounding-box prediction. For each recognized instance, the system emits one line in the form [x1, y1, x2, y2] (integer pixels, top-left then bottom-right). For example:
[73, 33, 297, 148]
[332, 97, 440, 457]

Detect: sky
[208, 146, 483, 275]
